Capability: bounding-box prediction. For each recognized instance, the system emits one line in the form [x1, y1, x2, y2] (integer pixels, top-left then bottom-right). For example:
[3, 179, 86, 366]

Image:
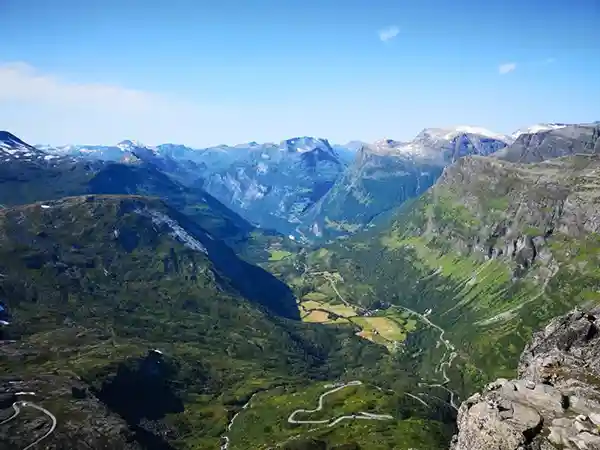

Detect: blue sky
[1, 0, 599, 147]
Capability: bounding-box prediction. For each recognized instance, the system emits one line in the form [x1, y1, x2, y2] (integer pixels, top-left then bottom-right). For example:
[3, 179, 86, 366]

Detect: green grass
[268, 249, 293, 261]
[4, 195, 446, 450]
[227, 382, 451, 450]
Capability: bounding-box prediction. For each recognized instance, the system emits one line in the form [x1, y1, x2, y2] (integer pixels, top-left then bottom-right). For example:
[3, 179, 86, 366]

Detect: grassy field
[297, 293, 418, 351]
[226, 381, 450, 450]
[268, 249, 293, 261]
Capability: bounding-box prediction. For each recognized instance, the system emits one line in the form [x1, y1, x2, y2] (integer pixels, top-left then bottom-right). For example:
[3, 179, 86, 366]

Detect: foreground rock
[451, 307, 600, 450]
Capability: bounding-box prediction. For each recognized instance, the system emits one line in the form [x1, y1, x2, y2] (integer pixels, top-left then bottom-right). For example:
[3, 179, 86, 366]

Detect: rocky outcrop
[451, 307, 600, 450]
[494, 123, 600, 163]
[427, 153, 600, 282]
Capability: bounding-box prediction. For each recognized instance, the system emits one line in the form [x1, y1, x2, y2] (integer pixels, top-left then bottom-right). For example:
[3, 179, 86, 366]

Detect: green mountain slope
[0, 142, 293, 264]
[0, 195, 453, 450]
[273, 152, 600, 396]
[300, 145, 442, 240]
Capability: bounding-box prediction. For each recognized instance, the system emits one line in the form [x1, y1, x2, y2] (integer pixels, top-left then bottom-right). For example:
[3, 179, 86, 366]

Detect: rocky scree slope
[424, 152, 600, 282]
[452, 307, 600, 450]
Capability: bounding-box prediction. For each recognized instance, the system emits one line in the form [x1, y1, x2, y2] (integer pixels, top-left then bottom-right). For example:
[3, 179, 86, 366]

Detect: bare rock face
[451, 307, 600, 450]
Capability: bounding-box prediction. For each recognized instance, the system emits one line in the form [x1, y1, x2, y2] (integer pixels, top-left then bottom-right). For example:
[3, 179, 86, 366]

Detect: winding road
[316, 272, 460, 410]
[287, 381, 392, 426]
[0, 402, 20, 425]
[220, 391, 264, 450]
[220, 381, 394, 449]
[21, 402, 57, 450]
[0, 399, 57, 450]
[217, 269, 459, 449]
[390, 305, 459, 410]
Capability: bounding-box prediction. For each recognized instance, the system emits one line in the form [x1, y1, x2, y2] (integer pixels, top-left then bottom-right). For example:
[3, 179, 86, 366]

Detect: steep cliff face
[202, 137, 345, 235]
[452, 307, 600, 450]
[272, 145, 600, 393]
[494, 123, 600, 163]
[300, 143, 443, 239]
[425, 154, 600, 281]
[300, 128, 509, 241]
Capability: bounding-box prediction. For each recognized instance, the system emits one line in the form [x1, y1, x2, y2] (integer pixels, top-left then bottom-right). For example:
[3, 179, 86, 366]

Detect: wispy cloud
[0, 61, 230, 146]
[543, 57, 556, 65]
[378, 26, 400, 42]
[0, 61, 167, 113]
[498, 62, 517, 75]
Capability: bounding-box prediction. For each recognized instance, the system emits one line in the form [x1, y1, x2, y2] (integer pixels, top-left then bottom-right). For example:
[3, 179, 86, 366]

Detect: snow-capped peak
[368, 125, 510, 160]
[419, 126, 509, 141]
[0, 131, 54, 162]
[117, 139, 146, 150]
[0, 131, 32, 150]
[280, 137, 333, 154]
[511, 123, 569, 139]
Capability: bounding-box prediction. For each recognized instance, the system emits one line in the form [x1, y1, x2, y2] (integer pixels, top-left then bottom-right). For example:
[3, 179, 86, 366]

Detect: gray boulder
[451, 307, 600, 450]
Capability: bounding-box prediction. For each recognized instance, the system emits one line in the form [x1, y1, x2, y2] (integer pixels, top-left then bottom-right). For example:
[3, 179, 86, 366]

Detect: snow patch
[256, 162, 268, 174]
[511, 123, 568, 139]
[441, 126, 506, 140]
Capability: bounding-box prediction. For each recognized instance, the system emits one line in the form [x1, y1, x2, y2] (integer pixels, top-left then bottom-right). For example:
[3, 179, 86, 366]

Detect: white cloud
[0, 61, 233, 146]
[544, 57, 556, 64]
[498, 62, 517, 75]
[0, 62, 161, 113]
[378, 26, 400, 42]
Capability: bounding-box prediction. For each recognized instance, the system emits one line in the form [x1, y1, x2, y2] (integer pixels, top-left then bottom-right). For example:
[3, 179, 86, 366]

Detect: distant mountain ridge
[1, 130, 57, 162]
[495, 122, 600, 163]
[270, 119, 600, 413]
[3, 121, 600, 449]
[23, 122, 586, 240]
[298, 126, 511, 240]
[1, 130, 296, 266]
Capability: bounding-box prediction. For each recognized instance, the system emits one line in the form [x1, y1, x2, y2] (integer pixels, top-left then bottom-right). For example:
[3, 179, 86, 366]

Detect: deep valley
[2, 122, 600, 450]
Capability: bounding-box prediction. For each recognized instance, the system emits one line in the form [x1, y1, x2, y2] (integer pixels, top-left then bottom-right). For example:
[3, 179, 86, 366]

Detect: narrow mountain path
[314, 272, 459, 409]
[220, 394, 257, 450]
[404, 392, 430, 408]
[390, 305, 459, 409]
[322, 274, 357, 310]
[21, 402, 57, 450]
[0, 402, 20, 425]
[220, 388, 280, 450]
[0, 400, 57, 450]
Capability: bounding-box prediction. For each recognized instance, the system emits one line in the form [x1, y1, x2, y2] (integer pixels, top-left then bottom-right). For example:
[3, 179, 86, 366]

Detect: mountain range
[33, 125, 517, 240]
[2, 121, 600, 450]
